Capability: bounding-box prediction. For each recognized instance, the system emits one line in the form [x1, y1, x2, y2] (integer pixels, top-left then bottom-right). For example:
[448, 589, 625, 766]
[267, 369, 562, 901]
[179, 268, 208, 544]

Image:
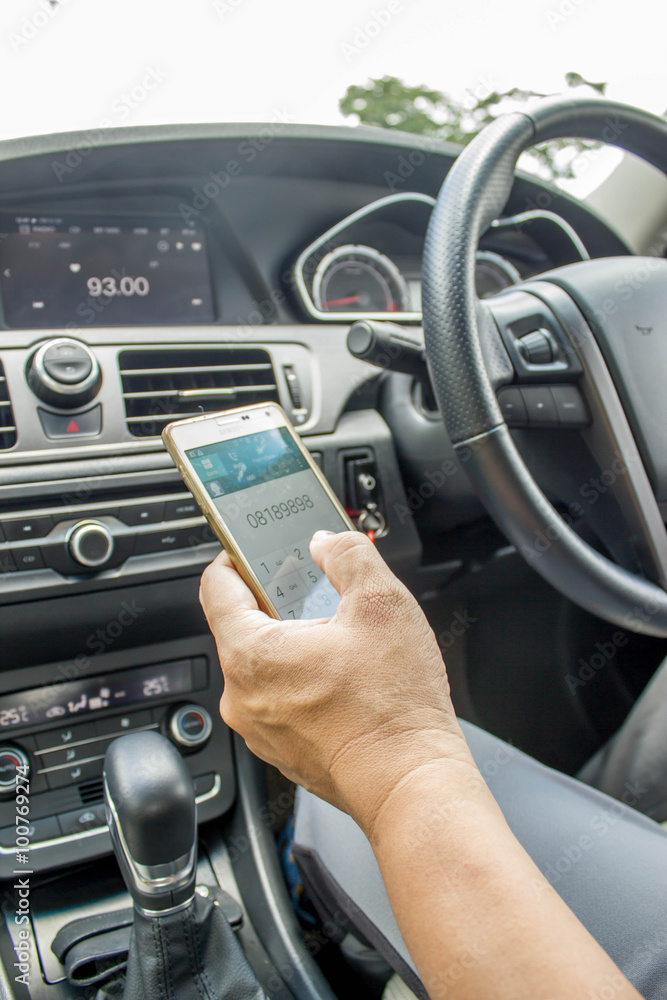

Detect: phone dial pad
[255, 542, 341, 620]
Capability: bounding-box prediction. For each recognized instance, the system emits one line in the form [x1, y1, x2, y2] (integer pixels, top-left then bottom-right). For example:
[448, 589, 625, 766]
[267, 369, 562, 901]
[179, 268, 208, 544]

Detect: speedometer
[313, 245, 409, 314]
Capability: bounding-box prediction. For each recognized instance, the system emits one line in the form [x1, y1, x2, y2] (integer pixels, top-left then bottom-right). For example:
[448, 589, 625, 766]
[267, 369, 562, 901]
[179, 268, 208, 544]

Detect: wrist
[330, 727, 490, 842]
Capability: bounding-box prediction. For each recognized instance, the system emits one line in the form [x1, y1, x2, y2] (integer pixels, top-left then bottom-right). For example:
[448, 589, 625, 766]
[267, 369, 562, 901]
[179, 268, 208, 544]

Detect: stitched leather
[117, 896, 266, 1000]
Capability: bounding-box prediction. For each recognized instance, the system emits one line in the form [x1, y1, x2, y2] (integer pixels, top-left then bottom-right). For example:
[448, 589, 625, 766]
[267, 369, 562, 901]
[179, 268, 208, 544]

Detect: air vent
[119, 348, 280, 438]
[0, 361, 17, 450]
[79, 778, 104, 805]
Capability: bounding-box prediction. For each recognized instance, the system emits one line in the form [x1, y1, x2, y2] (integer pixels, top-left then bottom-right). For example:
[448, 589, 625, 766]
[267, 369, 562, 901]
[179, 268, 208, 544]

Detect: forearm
[364, 761, 642, 1000]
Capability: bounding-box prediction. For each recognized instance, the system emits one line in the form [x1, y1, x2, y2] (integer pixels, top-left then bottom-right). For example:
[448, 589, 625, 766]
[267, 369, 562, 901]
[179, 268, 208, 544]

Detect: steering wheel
[422, 97, 667, 636]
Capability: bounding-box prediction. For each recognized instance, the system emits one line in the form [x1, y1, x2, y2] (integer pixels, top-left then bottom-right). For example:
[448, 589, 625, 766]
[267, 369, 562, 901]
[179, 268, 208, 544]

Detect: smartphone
[162, 402, 356, 620]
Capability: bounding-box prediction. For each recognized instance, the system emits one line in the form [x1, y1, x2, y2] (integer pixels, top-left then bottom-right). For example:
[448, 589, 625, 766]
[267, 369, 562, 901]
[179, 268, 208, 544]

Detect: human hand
[199, 530, 478, 836]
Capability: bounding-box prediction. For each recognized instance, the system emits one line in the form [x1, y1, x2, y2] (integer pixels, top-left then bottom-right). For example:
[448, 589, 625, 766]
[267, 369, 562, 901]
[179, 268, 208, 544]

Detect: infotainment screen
[0, 215, 215, 328]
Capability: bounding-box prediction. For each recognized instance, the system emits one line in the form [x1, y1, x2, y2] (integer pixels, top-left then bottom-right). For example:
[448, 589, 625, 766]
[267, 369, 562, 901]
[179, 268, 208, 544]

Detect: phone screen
[186, 425, 348, 619]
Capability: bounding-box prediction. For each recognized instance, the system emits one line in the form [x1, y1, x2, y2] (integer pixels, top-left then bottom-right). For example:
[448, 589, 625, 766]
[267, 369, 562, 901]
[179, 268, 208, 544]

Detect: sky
[0, 0, 664, 169]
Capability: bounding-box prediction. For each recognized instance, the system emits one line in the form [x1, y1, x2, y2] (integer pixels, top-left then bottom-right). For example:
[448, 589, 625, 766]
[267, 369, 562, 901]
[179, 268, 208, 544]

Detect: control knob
[68, 521, 114, 568]
[27, 339, 101, 409]
[0, 746, 30, 798]
[168, 705, 213, 750]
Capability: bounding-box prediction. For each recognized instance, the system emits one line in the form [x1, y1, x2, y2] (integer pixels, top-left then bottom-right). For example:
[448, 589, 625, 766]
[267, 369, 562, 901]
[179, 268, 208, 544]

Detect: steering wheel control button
[519, 386, 559, 426]
[39, 404, 102, 439]
[517, 329, 555, 366]
[43, 342, 93, 384]
[497, 387, 528, 426]
[550, 385, 589, 426]
[169, 704, 213, 749]
[118, 501, 165, 526]
[0, 746, 30, 796]
[68, 521, 114, 568]
[3, 515, 54, 542]
[27, 339, 102, 409]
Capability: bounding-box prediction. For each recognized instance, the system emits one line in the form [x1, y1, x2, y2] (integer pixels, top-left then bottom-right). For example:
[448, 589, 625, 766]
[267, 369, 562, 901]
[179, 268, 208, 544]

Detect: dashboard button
[35, 723, 98, 750]
[40, 739, 111, 768]
[3, 515, 54, 542]
[497, 387, 527, 426]
[57, 803, 107, 836]
[13, 547, 45, 571]
[118, 502, 165, 526]
[134, 527, 194, 555]
[0, 816, 60, 847]
[164, 497, 200, 520]
[45, 758, 104, 789]
[0, 551, 17, 574]
[39, 405, 102, 439]
[95, 710, 153, 737]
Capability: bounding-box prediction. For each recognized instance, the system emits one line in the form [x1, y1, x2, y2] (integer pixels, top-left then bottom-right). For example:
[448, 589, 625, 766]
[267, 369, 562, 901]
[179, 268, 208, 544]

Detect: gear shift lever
[104, 730, 197, 914]
[99, 731, 267, 1000]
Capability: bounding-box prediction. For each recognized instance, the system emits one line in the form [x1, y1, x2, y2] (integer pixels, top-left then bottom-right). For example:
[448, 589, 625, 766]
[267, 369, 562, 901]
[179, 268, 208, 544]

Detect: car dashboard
[0, 121, 633, 999]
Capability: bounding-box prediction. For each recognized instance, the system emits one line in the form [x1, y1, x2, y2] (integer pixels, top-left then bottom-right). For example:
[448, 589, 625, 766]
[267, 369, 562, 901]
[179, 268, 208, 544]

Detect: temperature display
[0, 660, 194, 732]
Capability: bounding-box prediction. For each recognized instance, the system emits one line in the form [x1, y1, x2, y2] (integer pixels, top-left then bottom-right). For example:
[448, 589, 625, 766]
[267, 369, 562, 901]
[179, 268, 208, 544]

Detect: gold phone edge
[162, 402, 356, 620]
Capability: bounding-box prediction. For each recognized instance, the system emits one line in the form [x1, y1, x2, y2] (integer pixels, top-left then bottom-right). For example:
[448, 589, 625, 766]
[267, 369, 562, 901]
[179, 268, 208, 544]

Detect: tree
[339, 73, 606, 182]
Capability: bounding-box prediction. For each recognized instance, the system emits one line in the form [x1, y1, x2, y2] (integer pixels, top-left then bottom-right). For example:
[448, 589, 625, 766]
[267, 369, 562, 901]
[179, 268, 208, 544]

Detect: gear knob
[104, 731, 197, 913]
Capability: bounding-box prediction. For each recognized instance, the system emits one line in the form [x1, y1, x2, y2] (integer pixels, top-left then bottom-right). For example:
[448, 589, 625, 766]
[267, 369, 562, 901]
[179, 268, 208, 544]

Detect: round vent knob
[27, 339, 101, 409]
[68, 521, 114, 568]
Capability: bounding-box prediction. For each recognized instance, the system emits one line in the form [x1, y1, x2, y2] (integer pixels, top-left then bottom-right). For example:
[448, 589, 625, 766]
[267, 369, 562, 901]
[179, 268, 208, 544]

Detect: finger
[199, 549, 265, 644]
[309, 530, 404, 619]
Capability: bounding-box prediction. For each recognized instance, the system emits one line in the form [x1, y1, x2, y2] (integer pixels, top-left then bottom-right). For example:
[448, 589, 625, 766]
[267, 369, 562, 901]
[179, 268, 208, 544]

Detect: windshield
[0, 0, 665, 197]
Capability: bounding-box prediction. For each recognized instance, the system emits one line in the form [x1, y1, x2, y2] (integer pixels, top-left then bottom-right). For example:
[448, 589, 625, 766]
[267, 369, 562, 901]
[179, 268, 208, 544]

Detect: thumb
[309, 530, 399, 609]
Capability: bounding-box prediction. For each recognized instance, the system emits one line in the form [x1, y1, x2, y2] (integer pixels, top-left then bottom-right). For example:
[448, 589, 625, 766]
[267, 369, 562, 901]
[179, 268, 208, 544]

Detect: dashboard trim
[294, 191, 435, 322]
[294, 194, 592, 323]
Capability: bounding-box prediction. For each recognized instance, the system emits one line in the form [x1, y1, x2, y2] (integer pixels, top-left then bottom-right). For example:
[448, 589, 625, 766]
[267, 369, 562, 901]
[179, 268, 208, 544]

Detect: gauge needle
[322, 295, 363, 307]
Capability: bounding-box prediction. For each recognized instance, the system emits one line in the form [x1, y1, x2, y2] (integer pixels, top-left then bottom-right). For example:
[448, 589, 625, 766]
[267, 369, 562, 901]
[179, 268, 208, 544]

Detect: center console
[0, 635, 232, 880]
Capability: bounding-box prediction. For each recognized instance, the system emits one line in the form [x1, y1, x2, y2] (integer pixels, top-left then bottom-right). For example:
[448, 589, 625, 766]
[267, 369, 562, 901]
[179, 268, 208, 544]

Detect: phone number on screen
[246, 495, 314, 528]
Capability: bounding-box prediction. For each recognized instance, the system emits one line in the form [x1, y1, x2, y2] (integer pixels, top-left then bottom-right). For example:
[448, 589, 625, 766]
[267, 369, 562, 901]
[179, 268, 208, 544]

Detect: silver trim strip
[294, 192, 435, 322]
[36, 723, 158, 755]
[0, 774, 221, 857]
[294, 193, 589, 322]
[492, 210, 590, 261]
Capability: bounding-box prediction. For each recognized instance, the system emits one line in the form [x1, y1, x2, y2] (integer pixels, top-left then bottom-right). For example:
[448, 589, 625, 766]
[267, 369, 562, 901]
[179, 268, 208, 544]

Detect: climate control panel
[0, 653, 232, 879]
